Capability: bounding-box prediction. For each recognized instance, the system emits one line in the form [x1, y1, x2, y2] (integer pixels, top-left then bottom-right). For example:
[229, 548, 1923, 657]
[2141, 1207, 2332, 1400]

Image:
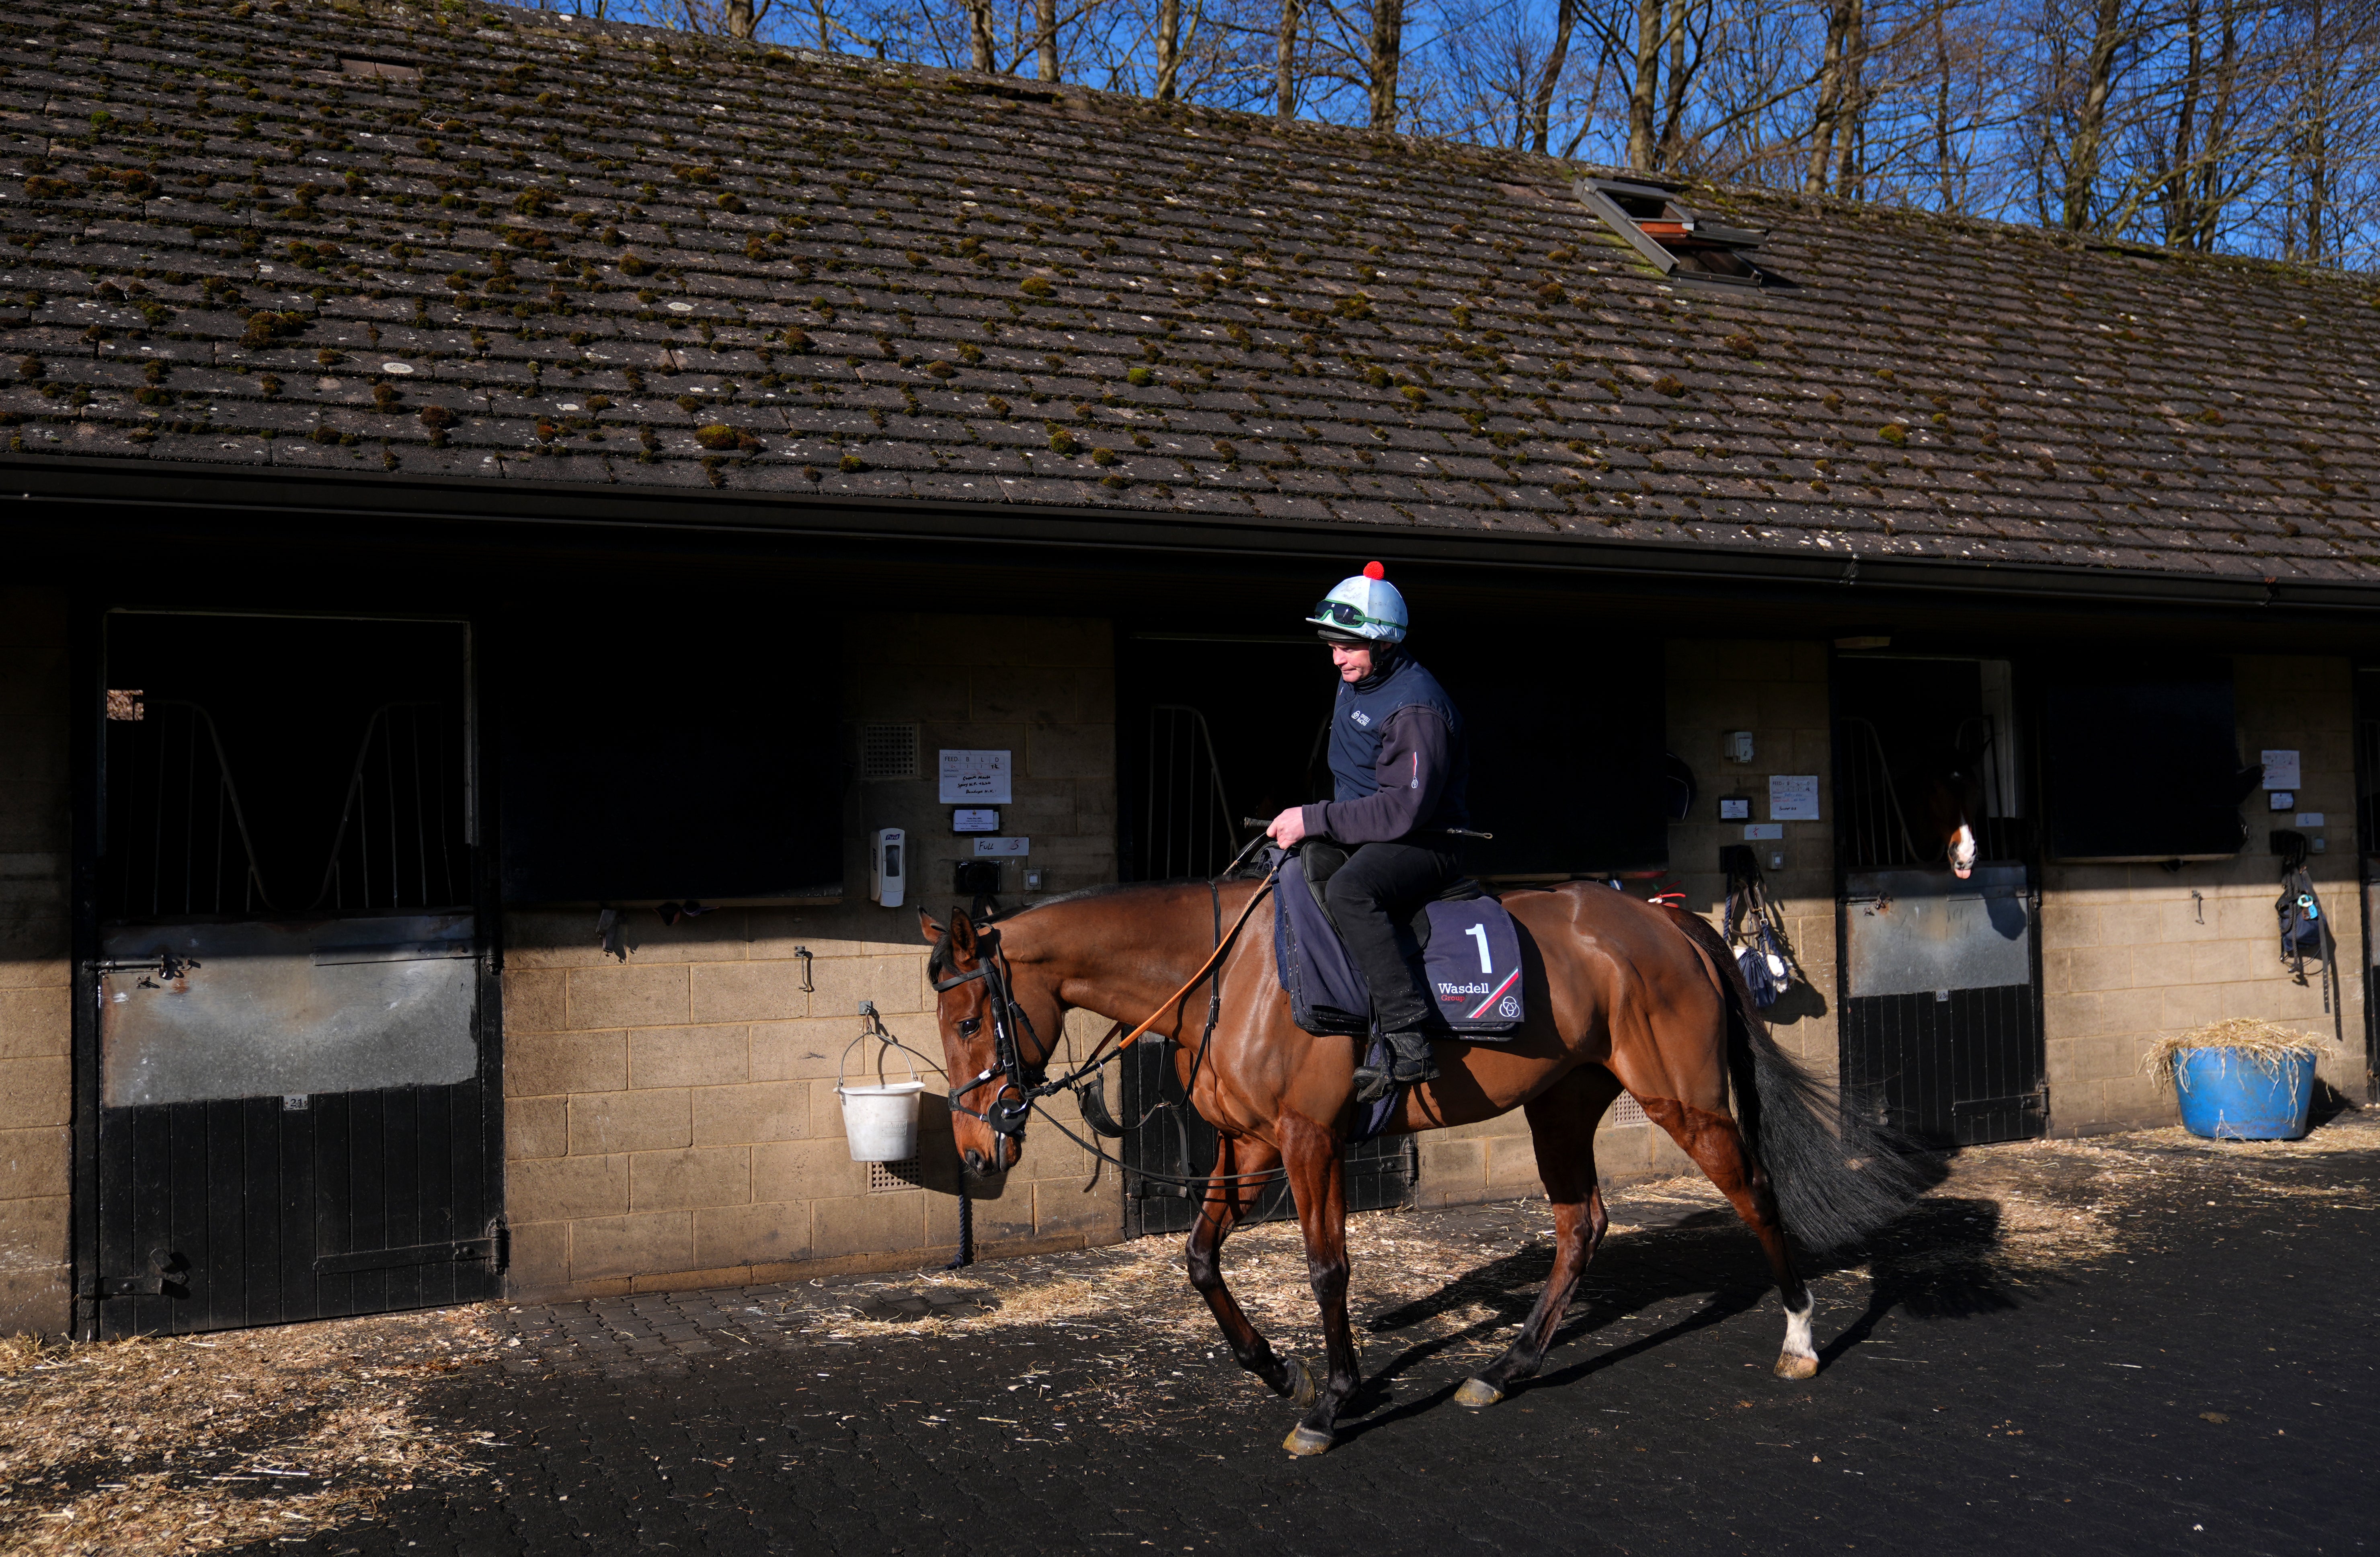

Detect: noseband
[934, 929, 1044, 1140]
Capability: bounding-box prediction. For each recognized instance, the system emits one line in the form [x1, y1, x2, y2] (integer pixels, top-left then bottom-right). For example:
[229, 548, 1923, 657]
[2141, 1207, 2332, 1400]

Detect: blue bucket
[2173, 1046, 2317, 1141]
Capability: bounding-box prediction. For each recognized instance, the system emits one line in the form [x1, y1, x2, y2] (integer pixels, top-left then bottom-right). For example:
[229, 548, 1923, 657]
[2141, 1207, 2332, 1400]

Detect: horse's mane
[929, 875, 1263, 976]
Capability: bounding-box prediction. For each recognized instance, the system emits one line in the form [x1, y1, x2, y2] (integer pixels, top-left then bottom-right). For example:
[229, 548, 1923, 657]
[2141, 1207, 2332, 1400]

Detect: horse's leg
[1276, 1111, 1357, 1456]
[1636, 1093, 1818, 1380]
[1453, 1064, 1621, 1409]
[1184, 1134, 1313, 1405]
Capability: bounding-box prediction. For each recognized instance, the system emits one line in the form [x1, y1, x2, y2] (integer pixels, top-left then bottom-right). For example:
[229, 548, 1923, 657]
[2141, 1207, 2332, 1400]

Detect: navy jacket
[1299, 652, 1469, 845]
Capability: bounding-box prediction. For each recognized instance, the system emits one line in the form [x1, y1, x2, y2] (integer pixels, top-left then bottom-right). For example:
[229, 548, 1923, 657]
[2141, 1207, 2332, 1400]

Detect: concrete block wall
[0, 587, 71, 1336]
[2037, 655, 2368, 1134]
[1663, 639, 1840, 1080]
[498, 611, 1124, 1301]
[1413, 638, 1840, 1203]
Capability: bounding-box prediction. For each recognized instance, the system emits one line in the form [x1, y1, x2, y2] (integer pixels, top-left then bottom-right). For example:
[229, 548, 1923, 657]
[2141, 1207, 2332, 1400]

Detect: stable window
[497, 611, 843, 903]
[2041, 658, 2251, 862]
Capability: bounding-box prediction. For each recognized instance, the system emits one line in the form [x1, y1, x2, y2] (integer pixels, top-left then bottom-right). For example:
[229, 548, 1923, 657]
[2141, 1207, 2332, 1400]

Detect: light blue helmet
[1306, 561, 1409, 644]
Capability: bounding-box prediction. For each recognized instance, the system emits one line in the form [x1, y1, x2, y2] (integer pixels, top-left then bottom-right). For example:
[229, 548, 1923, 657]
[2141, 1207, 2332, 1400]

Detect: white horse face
[1949, 822, 1978, 880]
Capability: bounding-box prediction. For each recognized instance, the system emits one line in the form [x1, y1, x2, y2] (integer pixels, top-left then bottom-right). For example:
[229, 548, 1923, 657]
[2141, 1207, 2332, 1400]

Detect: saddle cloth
[1270, 847, 1526, 1040]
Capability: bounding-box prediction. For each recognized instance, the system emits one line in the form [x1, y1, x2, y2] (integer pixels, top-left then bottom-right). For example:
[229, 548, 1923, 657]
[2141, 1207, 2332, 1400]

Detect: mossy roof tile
[7, 0, 2379, 581]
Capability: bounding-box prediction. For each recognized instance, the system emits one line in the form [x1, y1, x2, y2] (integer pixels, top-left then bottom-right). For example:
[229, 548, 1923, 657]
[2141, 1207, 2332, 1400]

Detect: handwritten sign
[973, 836, 1030, 857]
[2261, 750, 2301, 790]
[938, 749, 1013, 804]
[1768, 774, 1822, 822]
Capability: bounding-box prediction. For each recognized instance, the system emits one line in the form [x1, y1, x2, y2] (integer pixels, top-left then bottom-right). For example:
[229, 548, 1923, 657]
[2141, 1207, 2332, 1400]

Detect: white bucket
[837, 1034, 926, 1162]
[838, 1080, 925, 1161]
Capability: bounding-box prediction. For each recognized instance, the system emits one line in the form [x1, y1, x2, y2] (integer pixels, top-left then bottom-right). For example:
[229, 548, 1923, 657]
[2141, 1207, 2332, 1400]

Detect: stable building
[2, 0, 2376, 1340]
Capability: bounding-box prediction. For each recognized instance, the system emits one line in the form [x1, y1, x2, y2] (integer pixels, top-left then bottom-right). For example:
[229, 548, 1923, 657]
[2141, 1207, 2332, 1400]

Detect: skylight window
[1574, 176, 1774, 289]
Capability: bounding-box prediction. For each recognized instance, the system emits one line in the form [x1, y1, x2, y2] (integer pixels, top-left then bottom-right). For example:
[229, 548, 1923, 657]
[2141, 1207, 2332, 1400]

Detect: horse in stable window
[919, 869, 1922, 1456]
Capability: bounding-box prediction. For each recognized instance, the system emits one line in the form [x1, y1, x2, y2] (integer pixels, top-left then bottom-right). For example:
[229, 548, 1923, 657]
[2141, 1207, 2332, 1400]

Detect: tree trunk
[1526, 0, 1576, 153]
[1156, 0, 1182, 100]
[1934, 10, 1955, 208]
[2196, 0, 2237, 250]
[2163, 0, 2202, 248]
[2301, 0, 2329, 260]
[2064, 0, 2125, 232]
[1035, 0, 1060, 80]
[726, 0, 755, 39]
[968, 0, 994, 72]
[1660, 0, 1689, 165]
[812, 0, 831, 48]
[1368, 0, 1404, 131]
[1277, 0, 1301, 122]
[1806, 0, 1849, 192]
[1834, 0, 1864, 199]
[1628, 0, 1661, 169]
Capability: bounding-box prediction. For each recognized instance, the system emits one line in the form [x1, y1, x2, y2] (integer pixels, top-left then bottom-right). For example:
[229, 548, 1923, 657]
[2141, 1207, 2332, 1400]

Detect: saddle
[1270, 845, 1527, 1042]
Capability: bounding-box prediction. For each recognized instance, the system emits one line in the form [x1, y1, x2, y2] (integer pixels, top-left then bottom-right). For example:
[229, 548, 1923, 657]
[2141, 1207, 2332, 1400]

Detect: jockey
[1266, 562, 1471, 1104]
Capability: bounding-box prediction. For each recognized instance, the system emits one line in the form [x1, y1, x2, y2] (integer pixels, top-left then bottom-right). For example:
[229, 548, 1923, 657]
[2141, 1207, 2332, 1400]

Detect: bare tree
[1278, 0, 1302, 117]
[1369, 0, 1405, 128]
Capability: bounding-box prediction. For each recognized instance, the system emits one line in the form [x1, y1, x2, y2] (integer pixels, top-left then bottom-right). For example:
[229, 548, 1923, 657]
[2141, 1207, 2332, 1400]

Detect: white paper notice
[973, 836, 1030, 857]
[938, 749, 1014, 804]
[2262, 750, 2301, 790]
[1768, 774, 1822, 822]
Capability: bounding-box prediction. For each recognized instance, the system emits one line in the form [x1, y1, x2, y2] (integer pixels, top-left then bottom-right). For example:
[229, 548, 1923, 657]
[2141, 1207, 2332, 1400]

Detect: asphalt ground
[254, 1119, 2378, 1557]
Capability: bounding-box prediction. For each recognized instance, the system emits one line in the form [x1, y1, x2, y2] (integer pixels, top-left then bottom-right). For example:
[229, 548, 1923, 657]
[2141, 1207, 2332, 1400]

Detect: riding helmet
[1306, 561, 1409, 644]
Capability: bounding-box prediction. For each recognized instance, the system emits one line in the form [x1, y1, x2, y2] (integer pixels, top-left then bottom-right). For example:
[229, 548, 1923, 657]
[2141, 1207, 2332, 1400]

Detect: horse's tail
[1664, 908, 1926, 1255]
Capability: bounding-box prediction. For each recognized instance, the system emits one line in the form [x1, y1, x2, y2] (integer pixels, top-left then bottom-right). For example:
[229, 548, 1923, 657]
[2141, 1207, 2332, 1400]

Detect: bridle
[932, 929, 1044, 1141]
[931, 838, 1282, 1158]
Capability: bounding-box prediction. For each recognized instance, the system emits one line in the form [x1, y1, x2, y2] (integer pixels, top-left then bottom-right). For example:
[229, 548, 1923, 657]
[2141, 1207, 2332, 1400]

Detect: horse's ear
[917, 906, 944, 946]
[948, 910, 979, 962]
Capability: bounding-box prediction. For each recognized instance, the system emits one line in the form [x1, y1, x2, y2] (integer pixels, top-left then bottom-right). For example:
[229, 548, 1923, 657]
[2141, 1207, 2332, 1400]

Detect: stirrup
[1386, 1031, 1438, 1085]
[1352, 1060, 1397, 1106]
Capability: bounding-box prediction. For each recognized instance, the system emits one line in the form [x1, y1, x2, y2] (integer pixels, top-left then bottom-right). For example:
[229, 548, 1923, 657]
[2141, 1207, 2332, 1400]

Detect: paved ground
[256, 1120, 2378, 1557]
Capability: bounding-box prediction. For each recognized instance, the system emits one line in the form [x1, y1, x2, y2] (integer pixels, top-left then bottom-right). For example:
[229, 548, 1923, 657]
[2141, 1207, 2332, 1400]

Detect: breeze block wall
[2035, 654, 2367, 1134]
[0, 587, 72, 1336]
[498, 611, 1123, 1301]
[1414, 638, 1837, 1202]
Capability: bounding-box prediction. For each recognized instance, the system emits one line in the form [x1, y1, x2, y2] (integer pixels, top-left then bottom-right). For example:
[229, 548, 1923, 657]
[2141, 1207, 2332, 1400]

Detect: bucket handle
[838, 1003, 923, 1092]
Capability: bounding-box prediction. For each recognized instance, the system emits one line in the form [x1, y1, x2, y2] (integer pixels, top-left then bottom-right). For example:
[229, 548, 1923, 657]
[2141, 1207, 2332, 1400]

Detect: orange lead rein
[1088, 867, 1278, 1067]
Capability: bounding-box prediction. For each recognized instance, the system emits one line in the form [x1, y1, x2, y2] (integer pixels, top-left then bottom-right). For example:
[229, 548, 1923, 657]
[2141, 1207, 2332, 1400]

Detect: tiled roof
[5, 0, 2379, 581]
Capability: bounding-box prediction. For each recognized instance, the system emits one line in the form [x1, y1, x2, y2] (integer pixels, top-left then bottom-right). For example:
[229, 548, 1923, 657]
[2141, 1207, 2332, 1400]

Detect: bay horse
[919, 874, 1919, 1456]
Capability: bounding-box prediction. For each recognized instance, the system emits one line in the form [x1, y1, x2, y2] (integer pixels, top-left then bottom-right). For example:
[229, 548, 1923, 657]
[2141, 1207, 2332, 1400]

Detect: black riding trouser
[1309, 838, 1461, 1036]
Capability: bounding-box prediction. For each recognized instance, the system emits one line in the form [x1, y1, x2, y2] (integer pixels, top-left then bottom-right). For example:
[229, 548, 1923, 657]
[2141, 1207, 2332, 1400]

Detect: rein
[932, 845, 1287, 1190]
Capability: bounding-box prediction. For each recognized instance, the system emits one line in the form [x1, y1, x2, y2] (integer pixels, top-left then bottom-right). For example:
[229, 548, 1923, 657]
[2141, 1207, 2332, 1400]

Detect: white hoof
[1453, 1378, 1504, 1409]
[1283, 1424, 1334, 1456]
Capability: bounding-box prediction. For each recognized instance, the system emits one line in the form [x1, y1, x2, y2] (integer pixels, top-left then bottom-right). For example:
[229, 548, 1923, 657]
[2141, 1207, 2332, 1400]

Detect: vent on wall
[1610, 1093, 1649, 1129]
[859, 723, 921, 782]
[868, 1158, 926, 1193]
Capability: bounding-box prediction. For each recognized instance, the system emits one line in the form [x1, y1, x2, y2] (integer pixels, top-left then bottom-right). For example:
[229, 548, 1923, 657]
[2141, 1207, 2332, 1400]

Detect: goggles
[1309, 599, 1392, 629]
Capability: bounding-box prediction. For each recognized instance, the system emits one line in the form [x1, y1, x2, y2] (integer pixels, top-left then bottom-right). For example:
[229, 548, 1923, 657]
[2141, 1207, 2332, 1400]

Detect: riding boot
[1352, 1042, 1395, 1106]
[1385, 1028, 1438, 1085]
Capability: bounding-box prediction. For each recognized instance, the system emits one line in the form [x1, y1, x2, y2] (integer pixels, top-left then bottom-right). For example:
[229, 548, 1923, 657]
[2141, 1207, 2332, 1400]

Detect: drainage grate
[859, 723, 920, 782]
[1610, 1093, 1648, 1129]
[868, 1157, 925, 1193]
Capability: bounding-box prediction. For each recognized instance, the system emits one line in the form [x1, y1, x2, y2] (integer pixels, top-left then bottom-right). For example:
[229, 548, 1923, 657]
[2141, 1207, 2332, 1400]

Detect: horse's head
[1919, 760, 1983, 880]
[920, 906, 1032, 1177]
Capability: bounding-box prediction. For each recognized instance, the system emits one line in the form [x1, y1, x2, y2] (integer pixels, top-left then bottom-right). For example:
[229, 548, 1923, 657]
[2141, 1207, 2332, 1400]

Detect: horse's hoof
[1282, 1424, 1334, 1456]
[1276, 1354, 1318, 1409]
[1453, 1378, 1504, 1410]
[1774, 1352, 1819, 1380]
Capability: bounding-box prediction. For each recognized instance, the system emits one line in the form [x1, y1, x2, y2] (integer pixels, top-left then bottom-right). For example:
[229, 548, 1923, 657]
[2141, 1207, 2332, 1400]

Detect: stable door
[82, 612, 503, 1337]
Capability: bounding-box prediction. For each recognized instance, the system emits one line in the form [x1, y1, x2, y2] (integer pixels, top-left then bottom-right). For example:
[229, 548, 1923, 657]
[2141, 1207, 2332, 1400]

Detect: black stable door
[82, 613, 503, 1337]
[1834, 656, 2046, 1148]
